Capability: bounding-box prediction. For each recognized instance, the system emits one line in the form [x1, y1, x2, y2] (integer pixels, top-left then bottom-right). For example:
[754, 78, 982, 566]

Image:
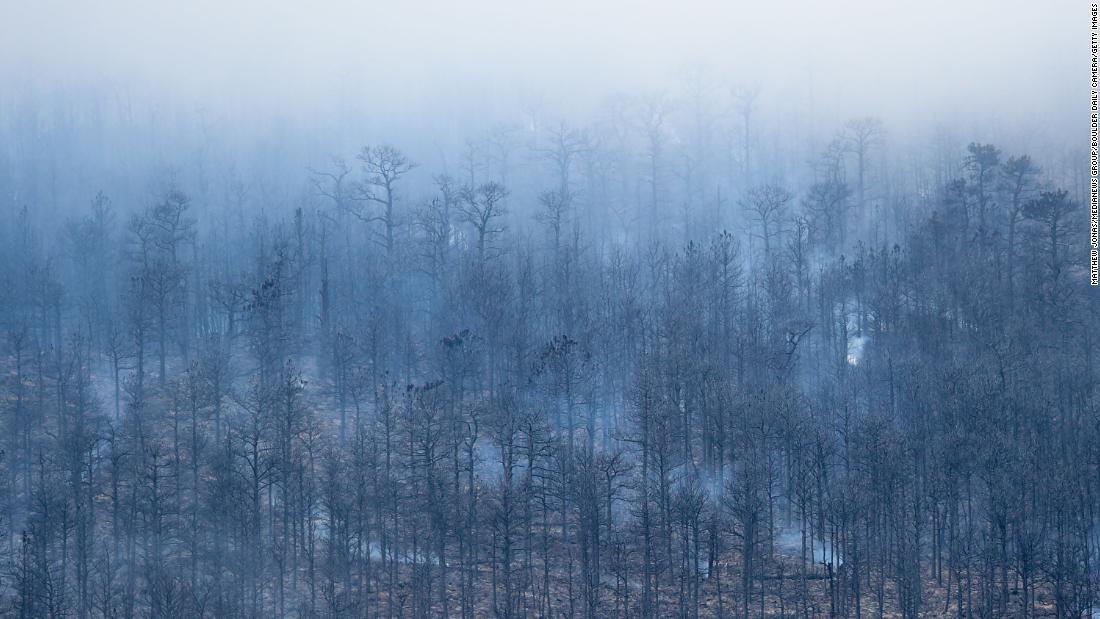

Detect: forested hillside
[0, 92, 1096, 619]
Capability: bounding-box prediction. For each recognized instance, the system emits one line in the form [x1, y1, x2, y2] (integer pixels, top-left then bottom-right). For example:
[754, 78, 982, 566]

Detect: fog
[1, 0, 1085, 233]
[2, 0, 1082, 151]
[0, 3, 1096, 618]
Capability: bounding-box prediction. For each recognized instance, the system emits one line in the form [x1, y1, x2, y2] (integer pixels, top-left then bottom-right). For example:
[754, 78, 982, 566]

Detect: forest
[0, 90, 1095, 618]
[0, 3, 1096, 618]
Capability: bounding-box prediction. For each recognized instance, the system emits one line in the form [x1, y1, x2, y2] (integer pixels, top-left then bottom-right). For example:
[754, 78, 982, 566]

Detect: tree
[964, 142, 1001, 235]
[459, 181, 510, 268]
[841, 118, 884, 217]
[741, 184, 793, 260]
[355, 145, 417, 268]
[1000, 154, 1040, 304]
[1022, 189, 1078, 313]
[804, 178, 852, 249]
[128, 187, 195, 389]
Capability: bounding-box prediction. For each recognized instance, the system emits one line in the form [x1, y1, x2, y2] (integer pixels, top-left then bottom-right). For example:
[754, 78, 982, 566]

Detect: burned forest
[0, 2, 1096, 618]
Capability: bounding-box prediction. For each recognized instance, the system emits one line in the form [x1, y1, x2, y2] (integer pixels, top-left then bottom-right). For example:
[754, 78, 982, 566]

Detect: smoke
[847, 335, 869, 367]
[775, 527, 843, 567]
[1, 0, 1081, 143]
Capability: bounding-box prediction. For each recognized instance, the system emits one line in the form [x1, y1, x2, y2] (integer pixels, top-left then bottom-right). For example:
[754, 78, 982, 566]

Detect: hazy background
[2, 0, 1081, 126]
[0, 0, 1085, 220]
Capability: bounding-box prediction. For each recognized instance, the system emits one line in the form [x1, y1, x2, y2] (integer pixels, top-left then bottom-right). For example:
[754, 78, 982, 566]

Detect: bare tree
[355, 145, 417, 267]
[458, 181, 510, 267]
[741, 184, 793, 259]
